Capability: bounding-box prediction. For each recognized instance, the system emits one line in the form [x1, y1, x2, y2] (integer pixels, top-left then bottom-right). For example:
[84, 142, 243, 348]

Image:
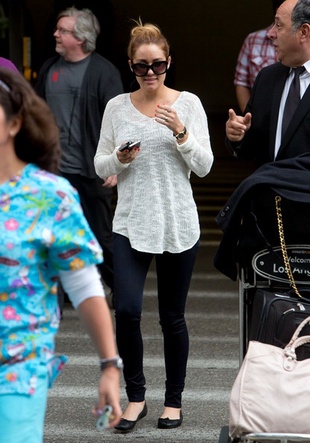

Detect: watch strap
[100, 355, 123, 371]
[173, 126, 187, 140]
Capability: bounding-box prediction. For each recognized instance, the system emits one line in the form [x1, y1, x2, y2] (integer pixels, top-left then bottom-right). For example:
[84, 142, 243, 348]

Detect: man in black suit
[216, 0, 310, 278]
[226, 0, 310, 165]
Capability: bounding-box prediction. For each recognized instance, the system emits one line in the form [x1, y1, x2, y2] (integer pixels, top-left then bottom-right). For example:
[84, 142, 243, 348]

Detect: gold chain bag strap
[275, 195, 301, 298]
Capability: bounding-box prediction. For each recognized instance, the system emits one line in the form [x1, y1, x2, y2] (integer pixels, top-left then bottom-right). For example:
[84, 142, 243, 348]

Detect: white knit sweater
[94, 91, 214, 253]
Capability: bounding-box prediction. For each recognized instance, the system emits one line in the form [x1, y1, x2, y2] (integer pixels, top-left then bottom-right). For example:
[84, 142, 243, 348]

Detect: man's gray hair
[57, 7, 100, 53]
[292, 0, 310, 32]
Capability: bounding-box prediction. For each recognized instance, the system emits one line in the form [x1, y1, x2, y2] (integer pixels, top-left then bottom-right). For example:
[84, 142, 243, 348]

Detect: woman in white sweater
[94, 18, 214, 433]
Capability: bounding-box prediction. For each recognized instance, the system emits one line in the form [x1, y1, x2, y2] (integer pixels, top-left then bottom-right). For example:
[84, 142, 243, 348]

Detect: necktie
[282, 66, 305, 137]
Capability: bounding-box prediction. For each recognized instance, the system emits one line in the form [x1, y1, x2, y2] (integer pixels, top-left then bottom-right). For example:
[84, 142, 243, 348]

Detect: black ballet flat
[157, 411, 183, 429]
[114, 402, 147, 433]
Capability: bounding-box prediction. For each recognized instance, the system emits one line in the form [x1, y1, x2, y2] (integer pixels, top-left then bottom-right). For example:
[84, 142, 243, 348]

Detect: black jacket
[214, 153, 310, 280]
[35, 52, 124, 178]
[226, 63, 310, 164]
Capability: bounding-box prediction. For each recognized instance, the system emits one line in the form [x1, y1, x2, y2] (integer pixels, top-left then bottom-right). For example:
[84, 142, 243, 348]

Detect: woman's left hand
[92, 368, 122, 429]
[155, 103, 184, 136]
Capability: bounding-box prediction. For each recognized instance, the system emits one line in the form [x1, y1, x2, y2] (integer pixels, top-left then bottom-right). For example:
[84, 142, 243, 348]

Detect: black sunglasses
[131, 61, 169, 77]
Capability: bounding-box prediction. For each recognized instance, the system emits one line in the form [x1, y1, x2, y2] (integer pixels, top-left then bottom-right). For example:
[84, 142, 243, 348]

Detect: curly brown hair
[0, 68, 60, 174]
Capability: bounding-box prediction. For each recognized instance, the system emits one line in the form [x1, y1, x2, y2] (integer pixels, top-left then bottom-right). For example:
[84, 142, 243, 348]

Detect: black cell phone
[118, 141, 141, 152]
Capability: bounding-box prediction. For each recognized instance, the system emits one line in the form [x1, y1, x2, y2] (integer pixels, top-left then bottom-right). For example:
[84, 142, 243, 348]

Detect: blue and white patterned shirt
[0, 164, 102, 395]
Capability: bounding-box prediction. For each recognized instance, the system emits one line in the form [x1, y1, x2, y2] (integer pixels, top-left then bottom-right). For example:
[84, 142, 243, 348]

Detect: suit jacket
[226, 62, 310, 164]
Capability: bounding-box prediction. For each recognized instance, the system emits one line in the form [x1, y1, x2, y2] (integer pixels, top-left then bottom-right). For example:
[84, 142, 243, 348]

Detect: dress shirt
[274, 60, 310, 158]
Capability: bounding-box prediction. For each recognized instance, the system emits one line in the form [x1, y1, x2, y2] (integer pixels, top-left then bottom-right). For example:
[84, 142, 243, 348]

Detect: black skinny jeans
[113, 233, 199, 408]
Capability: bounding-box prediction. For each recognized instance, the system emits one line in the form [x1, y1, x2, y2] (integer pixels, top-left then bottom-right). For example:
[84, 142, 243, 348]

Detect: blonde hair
[127, 18, 170, 60]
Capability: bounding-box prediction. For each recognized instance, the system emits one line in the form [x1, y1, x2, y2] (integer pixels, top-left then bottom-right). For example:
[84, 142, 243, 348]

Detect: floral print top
[0, 164, 103, 396]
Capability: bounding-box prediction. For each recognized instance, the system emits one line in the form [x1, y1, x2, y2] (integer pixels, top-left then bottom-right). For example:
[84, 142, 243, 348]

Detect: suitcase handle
[284, 288, 310, 303]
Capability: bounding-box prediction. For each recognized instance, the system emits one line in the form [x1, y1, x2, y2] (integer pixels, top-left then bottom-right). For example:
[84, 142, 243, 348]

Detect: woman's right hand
[116, 145, 140, 164]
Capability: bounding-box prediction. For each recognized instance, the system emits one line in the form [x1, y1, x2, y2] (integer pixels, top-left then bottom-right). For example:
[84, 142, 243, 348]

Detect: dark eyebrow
[134, 59, 165, 64]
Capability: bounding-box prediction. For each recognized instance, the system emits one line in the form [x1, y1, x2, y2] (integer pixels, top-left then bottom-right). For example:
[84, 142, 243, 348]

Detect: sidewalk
[44, 244, 239, 443]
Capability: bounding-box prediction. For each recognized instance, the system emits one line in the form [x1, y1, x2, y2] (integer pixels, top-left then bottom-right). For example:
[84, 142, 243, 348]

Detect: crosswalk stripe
[48, 386, 233, 401]
[57, 332, 239, 343]
[44, 425, 227, 441]
[61, 309, 239, 320]
[146, 271, 234, 280]
[143, 289, 238, 297]
[56, 355, 239, 369]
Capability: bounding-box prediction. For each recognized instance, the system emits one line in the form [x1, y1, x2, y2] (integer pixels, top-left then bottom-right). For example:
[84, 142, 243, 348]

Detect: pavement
[43, 241, 240, 443]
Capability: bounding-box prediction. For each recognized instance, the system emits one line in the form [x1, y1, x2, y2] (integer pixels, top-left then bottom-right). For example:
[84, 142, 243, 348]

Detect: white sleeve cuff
[59, 265, 105, 309]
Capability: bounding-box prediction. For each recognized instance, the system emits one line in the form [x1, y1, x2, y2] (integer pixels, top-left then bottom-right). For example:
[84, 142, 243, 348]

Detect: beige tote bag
[229, 315, 310, 440]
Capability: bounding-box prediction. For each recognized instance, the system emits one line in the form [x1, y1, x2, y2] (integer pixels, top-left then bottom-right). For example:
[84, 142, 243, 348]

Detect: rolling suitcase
[249, 288, 310, 359]
[249, 195, 310, 359]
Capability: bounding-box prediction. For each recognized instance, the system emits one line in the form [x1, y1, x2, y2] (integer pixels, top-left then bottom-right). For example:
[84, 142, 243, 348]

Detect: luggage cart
[219, 426, 310, 443]
[217, 188, 310, 443]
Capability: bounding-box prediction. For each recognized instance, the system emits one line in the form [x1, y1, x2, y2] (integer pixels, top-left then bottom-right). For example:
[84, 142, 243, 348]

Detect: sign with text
[252, 245, 310, 284]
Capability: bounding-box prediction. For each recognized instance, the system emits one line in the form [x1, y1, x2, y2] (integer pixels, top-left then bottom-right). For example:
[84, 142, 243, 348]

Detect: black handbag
[249, 195, 310, 360]
[249, 288, 310, 359]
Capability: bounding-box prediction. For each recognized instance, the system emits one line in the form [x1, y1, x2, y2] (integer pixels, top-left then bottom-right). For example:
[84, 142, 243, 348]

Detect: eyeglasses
[131, 61, 168, 77]
[54, 27, 74, 36]
[0, 79, 10, 93]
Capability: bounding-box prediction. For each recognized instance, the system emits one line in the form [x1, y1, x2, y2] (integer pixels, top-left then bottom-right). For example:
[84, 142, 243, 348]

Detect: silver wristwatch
[100, 355, 123, 371]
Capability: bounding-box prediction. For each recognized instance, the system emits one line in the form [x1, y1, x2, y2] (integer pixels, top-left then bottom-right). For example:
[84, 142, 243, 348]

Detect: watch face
[178, 133, 185, 139]
[116, 357, 123, 369]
